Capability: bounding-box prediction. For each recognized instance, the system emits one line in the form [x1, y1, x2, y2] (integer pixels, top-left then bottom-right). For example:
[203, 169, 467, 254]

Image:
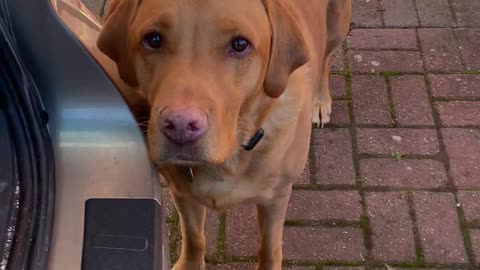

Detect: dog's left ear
[261, 0, 310, 98]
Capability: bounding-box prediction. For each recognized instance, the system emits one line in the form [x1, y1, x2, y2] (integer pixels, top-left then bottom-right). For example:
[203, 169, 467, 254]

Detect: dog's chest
[188, 168, 276, 210]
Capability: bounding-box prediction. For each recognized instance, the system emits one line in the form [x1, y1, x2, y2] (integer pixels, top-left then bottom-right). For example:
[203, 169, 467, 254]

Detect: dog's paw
[312, 99, 332, 128]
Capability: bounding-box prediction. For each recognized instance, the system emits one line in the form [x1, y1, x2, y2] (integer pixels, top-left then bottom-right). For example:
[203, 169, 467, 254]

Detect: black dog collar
[241, 128, 265, 151]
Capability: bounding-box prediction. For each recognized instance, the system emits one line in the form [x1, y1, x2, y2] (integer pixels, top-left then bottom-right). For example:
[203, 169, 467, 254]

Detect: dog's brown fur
[96, 0, 351, 269]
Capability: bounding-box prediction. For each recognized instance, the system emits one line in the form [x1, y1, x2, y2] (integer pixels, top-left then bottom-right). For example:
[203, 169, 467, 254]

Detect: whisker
[138, 120, 150, 127]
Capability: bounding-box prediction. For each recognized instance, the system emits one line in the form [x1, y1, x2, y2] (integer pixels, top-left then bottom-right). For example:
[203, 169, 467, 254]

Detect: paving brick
[311, 129, 356, 185]
[161, 188, 177, 221]
[208, 264, 313, 270]
[168, 222, 181, 258]
[205, 211, 220, 257]
[208, 263, 254, 270]
[347, 29, 418, 50]
[330, 75, 347, 99]
[416, 0, 456, 27]
[455, 28, 480, 70]
[366, 192, 416, 261]
[382, 0, 419, 27]
[418, 28, 463, 71]
[351, 76, 391, 125]
[351, 0, 383, 28]
[83, 0, 105, 17]
[451, 0, 480, 27]
[356, 128, 440, 155]
[225, 204, 258, 257]
[287, 191, 362, 221]
[324, 268, 364, 270]
[331, 48, 345, 72]
[390, 75, 434, 126]
[458, 191, 480, 223]
[470, 229, 480, 264]
[283, 227, 365, 261]
[295, 158, 311, 185]
[209, 264, 312, 270]
[360, 159, 448, 189]
[207, 263, 314, 270]
[436, 101, 480, 126]
[442, 129, 480, 189]
[413, 192, 468, 264]
[430, 74, 480, 98]
[349, 51, 423, 73]
[330, 101, 350, 126]
[373, 268, 465, 270]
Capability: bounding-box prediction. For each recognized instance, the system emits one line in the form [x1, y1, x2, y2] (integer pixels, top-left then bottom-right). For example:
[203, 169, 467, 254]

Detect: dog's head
[98, 0, 308, 165]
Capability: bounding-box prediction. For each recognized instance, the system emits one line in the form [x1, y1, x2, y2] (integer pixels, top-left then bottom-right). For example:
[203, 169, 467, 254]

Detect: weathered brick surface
[418, 28, 463, 71]
[436, 101, 480, 126]
[382, 0, 419, 27]
[205, 211, 220, 257]
[324, 268, 364, 270]
[330, 75, 347, 99]
[283, 227, 365, 261]
[349, 51, 423, 73]
[455, 28, 480, 70]
[413, 192, 468, 264]
[430, 74, 480, 98]
[83, 0, 105, 16]
[225, 204, 258, 257]
[458, 191, 480, 223]
[416, 0, 456, 27]
[287, 191, 362, 221]
[351, 0, 383, 27]
[295, 159, 311, 185]
[373, 268, 465, 270]
[311, 129, 356, 185]
[161, 188, 177, 221]
[390, 75, 434, 126]
[331, 101, 351, 125]
[347, 29, 418, 50]
[470, 229, 480, 264]
[351, 76, 391, 125]
[331, 48, 346, 72]
[360, 159, 448, 189]
[442, 129, 480, 188]
[208, 264, 312, 270]
[366, 192, 416, 261]
[451, 0, 480, 27]
[356, 128, 440, 155]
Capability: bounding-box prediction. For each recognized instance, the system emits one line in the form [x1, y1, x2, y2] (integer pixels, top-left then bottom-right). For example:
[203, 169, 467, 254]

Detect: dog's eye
[230, 37, 251, 53]
[143, 32, 163, 49]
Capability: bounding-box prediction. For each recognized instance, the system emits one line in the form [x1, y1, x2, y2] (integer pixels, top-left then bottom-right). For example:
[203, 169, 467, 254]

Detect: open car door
[0, 0, 169, 269]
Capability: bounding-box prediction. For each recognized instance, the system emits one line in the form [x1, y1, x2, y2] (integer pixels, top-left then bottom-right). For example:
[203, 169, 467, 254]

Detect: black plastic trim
[82, 199, 165, 270]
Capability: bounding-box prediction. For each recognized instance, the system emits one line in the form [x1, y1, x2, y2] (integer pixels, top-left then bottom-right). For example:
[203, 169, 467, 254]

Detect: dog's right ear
[97, 0, 141, 86]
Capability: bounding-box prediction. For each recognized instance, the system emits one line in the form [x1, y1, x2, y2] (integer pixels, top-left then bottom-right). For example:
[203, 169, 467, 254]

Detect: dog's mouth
[167, 152, 204, 165]
[154, 142, 207, 163]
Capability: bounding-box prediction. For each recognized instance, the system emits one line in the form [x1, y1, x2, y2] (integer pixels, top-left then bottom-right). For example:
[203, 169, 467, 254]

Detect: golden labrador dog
[96, 0, 351, 269]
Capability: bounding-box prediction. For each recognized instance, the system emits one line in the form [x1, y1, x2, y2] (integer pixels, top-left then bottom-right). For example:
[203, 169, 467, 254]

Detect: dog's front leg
[256, 186, 292, 270]
[170, 192, 207, 270]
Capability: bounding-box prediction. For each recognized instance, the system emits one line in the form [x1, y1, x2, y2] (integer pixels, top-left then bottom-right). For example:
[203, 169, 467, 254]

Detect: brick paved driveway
[85, 0, 480, 269]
